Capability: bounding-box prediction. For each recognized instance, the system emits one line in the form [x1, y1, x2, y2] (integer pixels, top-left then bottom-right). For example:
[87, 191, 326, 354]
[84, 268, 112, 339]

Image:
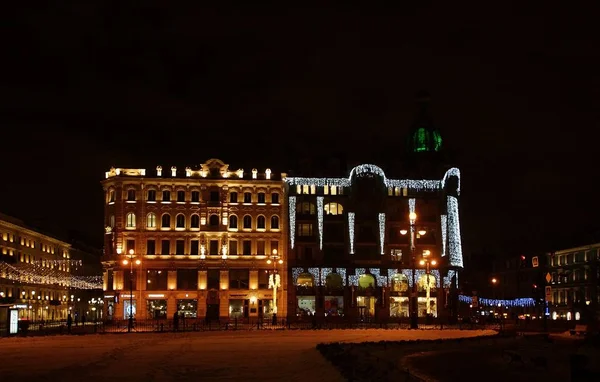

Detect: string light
[378, 213, 385, 255]
[320, 267, 332, 286]
[458, 295, 536, 308]
[441, 167, 461, 195]
[369, 268, 388, 286]
[292, 267, 304, 285]
[440, 214, 447, 257]
[308, 267, 320, 285]
[401, 269, 441, 287]
[443, 270, 457, 288]
[289, 196, 296, 249]
[348, 268, 366, 286]
[335, 268, 347, 286]
[348, 212, 355, 254]
[447, 196, 463, 268]
[0, 261, 101, 289]
[317, 196, 324, 250]
[387, 269, 398, 279]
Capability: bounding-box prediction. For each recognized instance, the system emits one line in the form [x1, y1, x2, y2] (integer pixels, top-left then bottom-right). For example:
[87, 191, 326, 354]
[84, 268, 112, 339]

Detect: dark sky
[2, 3, 599, 257]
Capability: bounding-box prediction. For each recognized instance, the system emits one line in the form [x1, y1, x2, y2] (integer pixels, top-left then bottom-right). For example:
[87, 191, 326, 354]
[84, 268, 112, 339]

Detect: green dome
[407, 92, 443, 153]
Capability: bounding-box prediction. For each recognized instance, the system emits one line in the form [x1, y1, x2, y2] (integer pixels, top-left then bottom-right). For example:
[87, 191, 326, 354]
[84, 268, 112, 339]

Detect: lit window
[108, 189, 115, 203]
[297, 202, 316, 215]
[126, 213, 136, 228]
[324, 203, 344, 215]
[298, 224, 313, 236]
[146, 213, 156, 228]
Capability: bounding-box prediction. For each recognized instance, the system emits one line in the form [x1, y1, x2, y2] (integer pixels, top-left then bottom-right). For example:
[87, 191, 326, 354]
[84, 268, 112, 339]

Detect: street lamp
[123, 249, 141, 332]
[267, 249, 283, 323]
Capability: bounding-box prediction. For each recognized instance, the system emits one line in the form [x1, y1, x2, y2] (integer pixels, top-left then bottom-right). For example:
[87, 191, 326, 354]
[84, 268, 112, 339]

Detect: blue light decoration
[458, 295, 536, 307]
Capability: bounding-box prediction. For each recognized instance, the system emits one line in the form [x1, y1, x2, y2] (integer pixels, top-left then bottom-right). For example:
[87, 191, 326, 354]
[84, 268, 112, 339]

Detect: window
[298, 223, 313, 236]
[271, 241, 279, 254]
[259, 270, 269, 289]
[127, 189, 136, 201]
[296, 185, 316, 195]
[243, 240, 252, 255]
[177, 269, 198, 290]
[229, 215, 238, 229]
[126, 213, 136, 228]
[391, 249, 402, 262]
[176, 214, 185, 229]
[126, 240, 135, 253]
[191, 191, 200, 203]
[109, 215, 115, 228]
[162, 190, 171, 202]
[147, 240, 156, 255]
[146, 269, 167, 290]
[190, 240, 199, 255]
[257, 216, 266, 229]
[190, 215, 200, 229]
[271, 216, 279, 230]
[257, 241, 265, 255]
[257, 193, 265, 204]
[297, 202, 316, 215]
[210, 191, 220, 202]
[209, 215, 219, 226]
[147, 190, 156, 202]
[177, 190, 185, 202]
[271, 193, 279, 204]
[161, 214, 171, 229]
[229, 269, 249, 289]
[207, 269, 220, 289]
[161, 240, 170, 255]
[176, 240, 185, 255]
[244, 192, 252, 203]
[108, 189, 115, 203]
[243, 215, 252, 229]
[209, 240, 219, 255]
[324, 203, 343, 215]
[229, 192, 238, 203]
[146, 213, 156, 228]
[228, 240, 238, 255]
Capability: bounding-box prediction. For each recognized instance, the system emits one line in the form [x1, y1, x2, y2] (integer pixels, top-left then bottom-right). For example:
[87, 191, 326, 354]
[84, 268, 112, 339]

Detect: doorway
[206, 304, 219, 321]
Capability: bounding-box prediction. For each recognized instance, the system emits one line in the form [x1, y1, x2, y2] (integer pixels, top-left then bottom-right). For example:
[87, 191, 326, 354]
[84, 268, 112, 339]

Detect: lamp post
[419, 254, 437, 317]
[123, 249, 140, 332]
[267, 249, 283, 324]
[404, 212, 421, 329]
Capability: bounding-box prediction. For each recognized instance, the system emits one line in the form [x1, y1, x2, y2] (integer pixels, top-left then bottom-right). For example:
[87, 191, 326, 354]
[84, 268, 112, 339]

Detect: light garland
[292, 267, 304, 285]
[31, 259, 83, 267]
[348, 212, 355, 254]
[289, 196, 296, 249]
[447, 196, 463, 268]
[409, 198, 416, 223]
[387, 269, 398, 279]
[400, 269, 441, 288]
[308, 267, 320, 285]
[0, 261, 102, 289]
[440, 214, 447, 257]
[378, 213, 385, 255]
[348, 267, 366, 286]
[458, 295, 536, 308]
[335, 268, 347, 286]
[320, 267, 332, 286]
[441, 167, 461, 195]
[443, 270, 457, 288]
[369, 268, 388, 287]
[317, 196, 324, 250]
[285, 164, 442, 192]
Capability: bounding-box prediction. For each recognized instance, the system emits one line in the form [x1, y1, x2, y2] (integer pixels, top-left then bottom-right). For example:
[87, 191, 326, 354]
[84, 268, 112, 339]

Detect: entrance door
[356, 296, 375, 320]
[206, 304, 219, 321]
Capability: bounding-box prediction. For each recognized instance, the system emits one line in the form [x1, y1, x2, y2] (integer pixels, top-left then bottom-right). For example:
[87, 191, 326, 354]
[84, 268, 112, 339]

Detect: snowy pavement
[0, 329, 496, 381]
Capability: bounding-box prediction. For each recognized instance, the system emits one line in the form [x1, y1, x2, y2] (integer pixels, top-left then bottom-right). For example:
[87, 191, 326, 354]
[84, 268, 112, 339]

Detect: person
[173, 311, 179, 332]
[81, 313, 86, 326]
[67, 314, 73, 334]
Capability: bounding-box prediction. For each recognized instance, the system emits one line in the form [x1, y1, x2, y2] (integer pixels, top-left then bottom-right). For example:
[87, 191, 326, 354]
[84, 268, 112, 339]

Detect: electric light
[289, 196, 296, 249]
[348, 268, 366, 286]
[409, 212, 417, 221]
[317, 196, 324, 250]
[418, 229, 426, 236]
[400, 229, 408, 235]
[423, 250, 431, 256]
[378, 213, 386, 255]
[369, 268, 388, 286]
[308, 268, 320, 284]
[320, 268, 332, 286]
[431, 260, 437, 266]
[135, 259, 141, 265]
[447, 196, 464, 267]
[278, 259, 283, 264]
[122, 259, 129, 265]
[267, 259, 272, 264]
[441, 167, 461, 195]
[116, 248, 122, 255]
[419, 260, 425, 265]
[337, 268, 347, 286]
[292, 268, 304, 284]
[129, 249, 134, 255]
[348, 212, 355, 254]
[491, 278, 497, 284]
[272, 249, 278, 256]
[459, 295, 535, 308]
[440, 214, 447, 257]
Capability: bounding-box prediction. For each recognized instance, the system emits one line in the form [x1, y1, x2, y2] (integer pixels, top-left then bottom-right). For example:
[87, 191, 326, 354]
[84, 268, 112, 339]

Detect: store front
[147, 299, 167, 319]
[177, 299, 197, 318]
[297, 296, 316, 317]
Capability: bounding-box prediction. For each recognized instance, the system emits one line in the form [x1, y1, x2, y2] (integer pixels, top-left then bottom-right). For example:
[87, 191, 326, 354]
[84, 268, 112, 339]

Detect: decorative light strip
[0, 261, 101, 290]
[441, 167, 461, 195]
[443, 270, 457, 288]
[447, 196, 464, 268]
[308, 267, 320, 285]
[400, 269, 441, 287]
[289, 196, 296, 249]
[348, 267, 366, 286]
[292, 267, 304, 285]
[320, 267, 332, 286]
[387, 269, 398, 279]
[348, 212, 355, 254]
[409, 198, 416, 223]
[458, 295, 536, 308]
[336, 268, 347, 286]
[440, 214, 447, 257]
[369, 268, 388, 287]
[285, 164, 441, 191]
[378, 213, 385, 255]
[317, 196, 324, 250]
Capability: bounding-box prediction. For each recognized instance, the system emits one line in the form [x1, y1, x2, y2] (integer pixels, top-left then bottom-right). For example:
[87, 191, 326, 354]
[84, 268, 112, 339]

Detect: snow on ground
[0, 329, 496, 381]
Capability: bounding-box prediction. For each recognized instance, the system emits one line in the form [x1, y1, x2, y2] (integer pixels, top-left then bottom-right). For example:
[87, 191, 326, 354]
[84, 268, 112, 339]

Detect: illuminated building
[0, 213, 102, 321]
[101, 159, 287, 321]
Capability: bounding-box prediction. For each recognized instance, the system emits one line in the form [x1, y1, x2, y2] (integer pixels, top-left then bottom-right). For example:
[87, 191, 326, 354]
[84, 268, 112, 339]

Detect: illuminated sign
[9, 310, 18, 334]
[147, 294, 165, 298]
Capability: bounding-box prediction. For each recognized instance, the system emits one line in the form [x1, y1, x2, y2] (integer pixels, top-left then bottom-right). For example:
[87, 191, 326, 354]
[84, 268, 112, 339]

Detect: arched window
[358, 274, 375, 289]
[146, 213, 156, 228]
[229, 215, 238, 229]
[243, 215, 252, 229]
[161, 214, 171, 229]
[325, 273, 343, 289]
[270, 216, 279, 230]
[176, 214, 185, 228]
[391, 274, 408, 292]
[257, 215, 266, 229]
[297, 273, 314, 287]
[209, 215, 219, 226]
[324, 202, 344, 215]
[190, 214, 200, 229]
[297, 202, 316, 215]
[108, 189, 115, 203]
[126, 213, 136, 228]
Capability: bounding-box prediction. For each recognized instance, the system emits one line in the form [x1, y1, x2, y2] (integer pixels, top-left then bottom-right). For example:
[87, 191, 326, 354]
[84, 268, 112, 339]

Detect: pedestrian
[67, 314, 73, 334]
[81, 313, 86, 326]
[173, 311, 179, 332]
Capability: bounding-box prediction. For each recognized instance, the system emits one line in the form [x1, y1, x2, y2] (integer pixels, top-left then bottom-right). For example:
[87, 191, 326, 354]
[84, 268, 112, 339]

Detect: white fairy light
[441, 167, 461, 195]
[289, 196, 296, 249]
[320, 268, 332, 286]
[369, 268, 388, 287]
[443, 270, 457, 288]
[317, 196, 324, 250]
[440, 214, 447, 257]
[447, 196, 463, 268]
[409, 198, 416, 224]
[336, 268, 347, 286]
[387, 269, 398, 279]
[402, 269, 441, 287]
[292, 267, 304, 285]
[378, 213, 385, 255]
[348, 212, 355, 254]
[348, 267, 366, 286]
[308, 267, 320, 284]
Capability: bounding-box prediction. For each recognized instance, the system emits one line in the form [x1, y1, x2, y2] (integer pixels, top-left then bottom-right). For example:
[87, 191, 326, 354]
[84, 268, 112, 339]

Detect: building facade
[284, 164, 463, 322]
[0, 213, 102, 322]
[546, 244, 600, 322]
[101, 159, 287, 322]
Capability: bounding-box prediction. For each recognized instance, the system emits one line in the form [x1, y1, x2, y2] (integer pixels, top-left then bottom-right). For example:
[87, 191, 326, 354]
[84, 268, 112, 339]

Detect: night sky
[2, 3, 599, 258]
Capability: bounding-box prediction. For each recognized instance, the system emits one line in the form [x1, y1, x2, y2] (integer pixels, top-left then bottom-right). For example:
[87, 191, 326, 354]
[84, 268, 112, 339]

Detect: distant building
[546, 244, 600, 322]
[0, 213, 102, 322]
[101, 159, 287, 321]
